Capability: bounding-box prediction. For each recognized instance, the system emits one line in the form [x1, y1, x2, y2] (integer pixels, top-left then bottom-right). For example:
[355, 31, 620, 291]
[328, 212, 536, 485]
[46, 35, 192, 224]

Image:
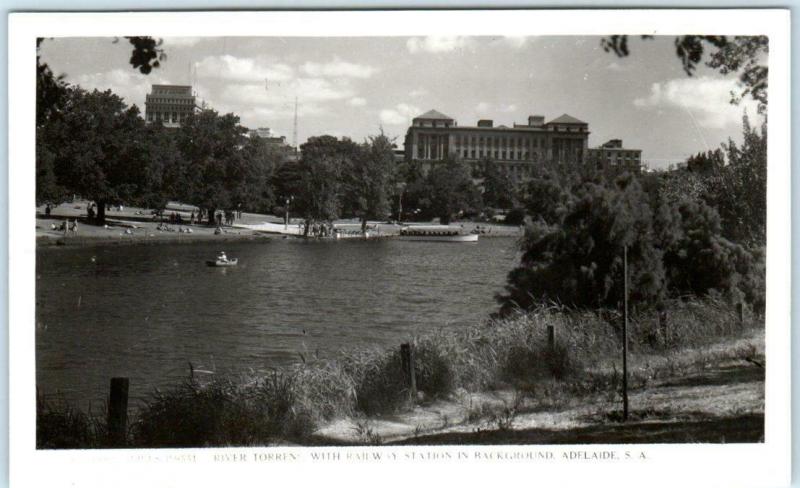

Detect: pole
[622, 245, 629, 421]
[108, 377, 129, 446]
[285, 198, 290, 230]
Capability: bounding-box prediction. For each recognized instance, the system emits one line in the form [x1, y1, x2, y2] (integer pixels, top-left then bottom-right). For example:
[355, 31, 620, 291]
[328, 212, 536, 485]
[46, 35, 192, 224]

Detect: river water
[36, 237, 519, 409]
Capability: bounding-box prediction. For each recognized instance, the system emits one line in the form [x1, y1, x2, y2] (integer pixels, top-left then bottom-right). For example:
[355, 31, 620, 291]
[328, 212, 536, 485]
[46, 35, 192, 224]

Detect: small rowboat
[206, 258, 238, 267]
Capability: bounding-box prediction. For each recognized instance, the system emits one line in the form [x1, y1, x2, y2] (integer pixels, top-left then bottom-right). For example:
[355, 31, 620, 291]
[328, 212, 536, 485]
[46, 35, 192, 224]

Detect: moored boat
[399, 225, 479, 242]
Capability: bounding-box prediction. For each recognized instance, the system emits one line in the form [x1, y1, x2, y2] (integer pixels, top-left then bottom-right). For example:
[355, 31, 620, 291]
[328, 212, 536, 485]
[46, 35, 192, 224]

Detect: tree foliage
[500, 114, 766, 316]
[602, 35, 768, 112]
[345, 132, 397, 230]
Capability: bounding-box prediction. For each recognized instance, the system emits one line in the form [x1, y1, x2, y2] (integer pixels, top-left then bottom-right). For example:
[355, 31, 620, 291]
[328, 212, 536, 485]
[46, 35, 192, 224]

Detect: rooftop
[414, 109, 454, 121]
[547, 114, 587, 125]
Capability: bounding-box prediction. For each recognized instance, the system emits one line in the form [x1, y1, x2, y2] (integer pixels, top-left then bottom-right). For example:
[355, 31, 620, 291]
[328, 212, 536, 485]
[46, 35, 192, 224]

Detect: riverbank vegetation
[37, 296, 762, 448]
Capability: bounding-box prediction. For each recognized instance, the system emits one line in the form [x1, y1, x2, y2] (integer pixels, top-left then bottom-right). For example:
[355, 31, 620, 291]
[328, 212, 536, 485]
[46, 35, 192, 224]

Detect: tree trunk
[208, 207, 216, 226]
[303, 219, 310, 237]
[361, 216, 368, 234]
[95, 199, 106, 226]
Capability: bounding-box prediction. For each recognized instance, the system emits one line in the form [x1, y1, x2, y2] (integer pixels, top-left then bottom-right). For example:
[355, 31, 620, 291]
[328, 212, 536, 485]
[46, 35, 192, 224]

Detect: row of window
[460, 148, 538, 161]
[147, 112, 184, 123]
[454, 134, 543, 149]
[147, 98, 195, 105]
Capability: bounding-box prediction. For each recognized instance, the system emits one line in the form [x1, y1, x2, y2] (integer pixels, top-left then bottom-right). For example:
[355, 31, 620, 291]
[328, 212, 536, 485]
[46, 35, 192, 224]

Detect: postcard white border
[8, 9, 792, 488]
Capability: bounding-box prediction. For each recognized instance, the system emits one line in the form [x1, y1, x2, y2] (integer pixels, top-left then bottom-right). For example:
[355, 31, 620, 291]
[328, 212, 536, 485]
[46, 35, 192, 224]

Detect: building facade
[144, 85, 197, 128]
[403, 109, 590, 182]
[586, 139, 642, 172]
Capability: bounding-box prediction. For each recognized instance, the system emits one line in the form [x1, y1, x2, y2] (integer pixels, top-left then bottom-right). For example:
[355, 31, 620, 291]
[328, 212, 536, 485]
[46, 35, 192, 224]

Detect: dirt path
[312, 334, 764, 445]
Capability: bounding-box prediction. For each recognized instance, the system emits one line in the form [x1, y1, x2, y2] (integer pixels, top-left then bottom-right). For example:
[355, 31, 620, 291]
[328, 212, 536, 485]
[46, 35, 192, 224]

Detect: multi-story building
[248, 127, 288, 146]
[403, 109, 590, 182]
[144, 85, 197, 128]
[587, 139, 642, 172]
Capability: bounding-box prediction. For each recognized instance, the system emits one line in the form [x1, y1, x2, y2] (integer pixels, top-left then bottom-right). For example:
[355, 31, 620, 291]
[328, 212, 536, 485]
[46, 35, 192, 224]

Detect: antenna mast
[293, 96, 298, 153]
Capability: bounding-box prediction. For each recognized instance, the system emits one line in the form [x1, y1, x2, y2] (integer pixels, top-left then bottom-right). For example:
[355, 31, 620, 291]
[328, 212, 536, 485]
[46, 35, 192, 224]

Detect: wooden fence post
[737, 302, 744, 325]
[108, 377, 129, 446]
[547, 325, 555, 350]
[400, 343, 417, 402]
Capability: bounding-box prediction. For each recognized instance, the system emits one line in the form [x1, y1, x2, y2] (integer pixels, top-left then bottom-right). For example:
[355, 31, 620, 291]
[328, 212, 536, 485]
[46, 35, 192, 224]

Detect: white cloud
[348, 97, 367, 107]
[195, 55, 294, 83]
[301, 59, 377, 79]
[475, 102, 517, 114]
[409, 88, 428, 98]
[407, 36, 471, 53]
[72, 68, 171, 108]
[161, 37, 203, 48]
[633, 76, 760, 129]
[379, 103, 420, 125]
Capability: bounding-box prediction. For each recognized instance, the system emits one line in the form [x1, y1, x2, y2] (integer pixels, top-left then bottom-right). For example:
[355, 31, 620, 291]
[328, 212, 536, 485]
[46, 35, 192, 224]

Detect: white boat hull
[206, 258, 238, 267]
[400, 234, 479, 242]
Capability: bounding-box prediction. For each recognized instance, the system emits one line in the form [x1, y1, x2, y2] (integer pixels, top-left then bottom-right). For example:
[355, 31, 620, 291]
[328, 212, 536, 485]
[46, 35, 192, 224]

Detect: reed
[37, 297, 762, 448]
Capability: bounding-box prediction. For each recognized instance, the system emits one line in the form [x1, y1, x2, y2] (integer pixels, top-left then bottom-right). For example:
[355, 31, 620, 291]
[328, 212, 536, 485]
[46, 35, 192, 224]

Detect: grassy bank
[37, 297, 763, 448]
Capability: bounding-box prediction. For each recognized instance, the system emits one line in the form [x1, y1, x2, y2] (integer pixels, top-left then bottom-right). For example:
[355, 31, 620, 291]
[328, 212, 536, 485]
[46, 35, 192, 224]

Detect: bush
[504, 208, 526, 226]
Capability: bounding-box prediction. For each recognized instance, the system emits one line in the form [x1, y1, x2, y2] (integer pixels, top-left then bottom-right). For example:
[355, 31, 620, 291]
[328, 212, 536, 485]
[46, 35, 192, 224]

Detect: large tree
[39, 87, 150, 224]
[345, 133, 397, 232]
[295, 135, 358, 234]
[424, 159, 483, 224]
[476, 158, 516, 210]
[176, 109, 249, 225]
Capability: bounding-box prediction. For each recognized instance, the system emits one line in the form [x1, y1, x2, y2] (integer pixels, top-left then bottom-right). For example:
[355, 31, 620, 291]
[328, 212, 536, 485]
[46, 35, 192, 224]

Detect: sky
[39, 36, 764, 170]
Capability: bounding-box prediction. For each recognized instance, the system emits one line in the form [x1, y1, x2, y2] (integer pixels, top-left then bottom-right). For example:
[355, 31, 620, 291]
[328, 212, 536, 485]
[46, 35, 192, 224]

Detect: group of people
[51, 220, 78, 234]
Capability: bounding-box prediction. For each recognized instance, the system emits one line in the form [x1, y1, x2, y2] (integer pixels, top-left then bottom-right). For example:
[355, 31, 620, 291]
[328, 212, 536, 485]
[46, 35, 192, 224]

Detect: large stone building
[586, 139, 642, 172]
[144, 85, 197, 128]
[403, 109, 590, 181]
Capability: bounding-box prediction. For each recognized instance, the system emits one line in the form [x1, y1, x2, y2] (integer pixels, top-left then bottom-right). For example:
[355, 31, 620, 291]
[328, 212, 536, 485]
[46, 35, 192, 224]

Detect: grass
[37, 296, 763, 448]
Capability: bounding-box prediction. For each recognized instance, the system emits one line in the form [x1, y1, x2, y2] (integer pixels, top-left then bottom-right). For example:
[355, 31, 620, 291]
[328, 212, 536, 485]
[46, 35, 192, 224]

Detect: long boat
[399, 225, 479, 242]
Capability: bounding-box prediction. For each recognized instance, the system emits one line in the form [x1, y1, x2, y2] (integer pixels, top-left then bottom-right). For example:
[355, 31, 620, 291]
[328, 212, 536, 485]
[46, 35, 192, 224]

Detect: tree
[38, 87, 150, 224]
[602, 35, 768, 113]
[295, 135, 357, 234]
[498, 175, 664, 314]
[424, 160, 483, 224]
[345, 132, 397, 232]
[476, 158, 516, 210]
[176, 109, 249, 225]
[707, 115, 767, 246]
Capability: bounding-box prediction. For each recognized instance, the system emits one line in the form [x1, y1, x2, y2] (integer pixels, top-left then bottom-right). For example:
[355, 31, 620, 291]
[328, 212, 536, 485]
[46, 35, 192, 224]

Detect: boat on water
[206, 252, 238, 267]
[399, 225, 479, 242]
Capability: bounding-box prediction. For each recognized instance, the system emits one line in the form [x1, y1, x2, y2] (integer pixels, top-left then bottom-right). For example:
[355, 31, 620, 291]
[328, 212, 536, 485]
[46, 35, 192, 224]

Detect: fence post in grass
[622, 245, 629, 422]
[737, 302, 744, 325]
[108, 377, 129, 446]
[659, 309, 669, 347]
[547, 324, 555, 350]
[400, 343, 417, 402]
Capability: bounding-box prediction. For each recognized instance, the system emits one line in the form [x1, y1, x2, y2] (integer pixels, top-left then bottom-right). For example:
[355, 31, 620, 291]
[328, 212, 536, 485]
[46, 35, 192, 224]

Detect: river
[36, 237, 520, 409]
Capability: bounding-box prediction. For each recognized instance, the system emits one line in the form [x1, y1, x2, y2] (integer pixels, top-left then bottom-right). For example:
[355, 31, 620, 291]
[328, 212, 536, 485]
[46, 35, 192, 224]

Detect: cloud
[71, 68, 171, 108]
[379, 103, 420, 125]
[301, 59, 377, 79]
[633, 76, 760, 129]
[406, 36, 471, 53]
[409, 88, 428, 98]
[606, 61, 626, 72]
[348, 97, 367, 107]
[196, 55, 294, 83]
[475, 102, 517, 114]
[161, 37, 203, 48]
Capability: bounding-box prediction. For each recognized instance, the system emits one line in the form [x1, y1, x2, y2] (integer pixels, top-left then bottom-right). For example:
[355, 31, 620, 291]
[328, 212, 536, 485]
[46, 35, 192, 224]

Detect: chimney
[528, 115, 545, 127]
[477, 119, 493, 128]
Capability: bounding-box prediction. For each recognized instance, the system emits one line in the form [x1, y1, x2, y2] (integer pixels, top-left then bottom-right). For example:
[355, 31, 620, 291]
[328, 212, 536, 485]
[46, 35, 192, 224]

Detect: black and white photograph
[8, 9, 792, 488]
